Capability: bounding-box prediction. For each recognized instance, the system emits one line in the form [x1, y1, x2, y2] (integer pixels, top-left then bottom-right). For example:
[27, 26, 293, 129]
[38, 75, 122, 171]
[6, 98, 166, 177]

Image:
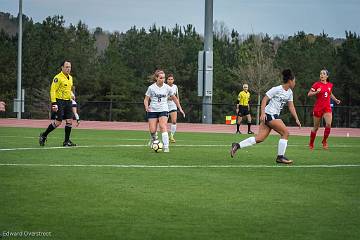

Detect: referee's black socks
[43, 122, 57, 137]
[65, 123, 72, 141]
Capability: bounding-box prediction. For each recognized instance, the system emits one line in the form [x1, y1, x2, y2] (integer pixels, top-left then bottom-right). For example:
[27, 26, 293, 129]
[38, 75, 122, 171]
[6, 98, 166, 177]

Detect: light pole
[198, 0, 213, 124]
[16, 0, 23, 119]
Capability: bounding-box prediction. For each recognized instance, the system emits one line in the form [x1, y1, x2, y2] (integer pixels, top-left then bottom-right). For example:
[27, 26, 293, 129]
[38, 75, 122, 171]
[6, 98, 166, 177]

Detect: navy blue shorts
[147, 111, 169, 119]
[238, 105, 250, 117]
[265, 113, 280, 124]
[51, 99, 73, 121]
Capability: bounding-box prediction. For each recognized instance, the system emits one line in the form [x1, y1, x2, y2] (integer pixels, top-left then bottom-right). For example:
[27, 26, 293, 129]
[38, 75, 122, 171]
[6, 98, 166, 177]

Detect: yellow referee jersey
[238, 90, 250, 106]
[50, 71, 73, 103]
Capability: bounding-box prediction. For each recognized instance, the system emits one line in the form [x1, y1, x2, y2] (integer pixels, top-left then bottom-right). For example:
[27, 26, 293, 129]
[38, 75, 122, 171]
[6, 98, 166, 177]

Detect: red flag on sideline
[225, 115, 237, 125]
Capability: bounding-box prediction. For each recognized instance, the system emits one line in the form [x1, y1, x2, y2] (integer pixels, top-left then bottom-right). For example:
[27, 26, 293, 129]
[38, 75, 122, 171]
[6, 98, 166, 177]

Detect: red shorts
[313, 106, 332, 118]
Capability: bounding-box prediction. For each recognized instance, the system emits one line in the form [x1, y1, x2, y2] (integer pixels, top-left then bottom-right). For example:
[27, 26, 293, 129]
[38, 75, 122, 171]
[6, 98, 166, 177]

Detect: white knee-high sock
[278, 139, 288, 156]
[171, 124, 177, 135]
[239, 137, 256, 149]
[162, 132, 169, 148]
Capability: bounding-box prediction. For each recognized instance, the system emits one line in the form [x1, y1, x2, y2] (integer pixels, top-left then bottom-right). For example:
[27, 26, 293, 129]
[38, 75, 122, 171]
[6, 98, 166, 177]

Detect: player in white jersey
[230, 69, 301, 164]
[144, 70, 185, 152]
[166, 74, 180, 143]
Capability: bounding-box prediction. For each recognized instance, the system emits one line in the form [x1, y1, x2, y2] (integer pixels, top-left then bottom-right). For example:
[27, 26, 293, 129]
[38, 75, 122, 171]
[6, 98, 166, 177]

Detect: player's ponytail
[282, 69, 294, 83]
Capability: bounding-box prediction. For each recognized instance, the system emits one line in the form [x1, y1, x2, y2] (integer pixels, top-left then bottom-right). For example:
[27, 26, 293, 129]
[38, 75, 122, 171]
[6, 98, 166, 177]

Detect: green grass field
[0, 127, 359, 240]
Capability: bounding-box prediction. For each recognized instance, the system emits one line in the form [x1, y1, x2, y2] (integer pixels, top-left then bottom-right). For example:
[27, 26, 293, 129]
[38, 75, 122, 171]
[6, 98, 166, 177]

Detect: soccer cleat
[309, 143, 314, 150]
[230, 142, 240, 158]
[276, 155, 293, 164]
[170, 134, 176, 143]
[248, 130, 254, 134]
[39, 133, 47, 146]
[63, 140, 77, 147]
[163, 147, 169, 153]
[322, 142, 329, 150]
[148, 139, 153, 147]
[148, 134, 159, 147]
[235, 131, 241, 134]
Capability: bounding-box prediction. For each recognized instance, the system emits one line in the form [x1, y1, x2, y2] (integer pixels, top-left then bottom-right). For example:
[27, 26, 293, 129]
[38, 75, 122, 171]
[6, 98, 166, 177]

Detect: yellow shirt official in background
[235, 83, 254, 134]
[50, 71, 73, 103]
[39, 60, 77, 148]
[238, 89, 250, 106]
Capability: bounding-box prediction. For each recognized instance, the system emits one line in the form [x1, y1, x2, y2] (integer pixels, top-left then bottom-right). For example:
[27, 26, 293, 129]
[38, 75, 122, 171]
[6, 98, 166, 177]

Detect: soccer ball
[152, 140, 163, 153]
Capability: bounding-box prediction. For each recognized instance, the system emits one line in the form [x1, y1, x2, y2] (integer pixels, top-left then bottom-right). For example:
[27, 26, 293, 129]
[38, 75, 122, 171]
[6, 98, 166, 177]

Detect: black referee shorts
[238, 105, 250, 117]
[51, 99, 73, 121]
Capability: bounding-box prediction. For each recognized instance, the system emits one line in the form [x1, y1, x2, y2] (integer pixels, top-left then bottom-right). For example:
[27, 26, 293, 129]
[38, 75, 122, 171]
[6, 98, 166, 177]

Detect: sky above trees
[2, 0, 359, 38]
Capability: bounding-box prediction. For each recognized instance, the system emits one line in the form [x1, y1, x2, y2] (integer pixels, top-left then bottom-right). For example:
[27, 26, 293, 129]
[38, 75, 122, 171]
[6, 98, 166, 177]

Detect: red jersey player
[307, 69, 341, 150]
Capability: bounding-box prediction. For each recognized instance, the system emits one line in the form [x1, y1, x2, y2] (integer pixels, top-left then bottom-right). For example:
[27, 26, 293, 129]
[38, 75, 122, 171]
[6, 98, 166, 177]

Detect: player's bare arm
[144, 96, 150, 112]
[170, 95, 185, 118]
[259, 95, 269, 122]
[330, 93, 341, 104]
[288, 101, 301, 128]
[307, 87, 321, 97]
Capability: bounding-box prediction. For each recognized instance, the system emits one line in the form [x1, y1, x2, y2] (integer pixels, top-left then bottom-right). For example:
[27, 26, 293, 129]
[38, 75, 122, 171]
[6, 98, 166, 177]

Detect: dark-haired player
[308, 69, 341, 150]
[230, 69, 301, 164]
[166, 74, 180, 143]
[39, 60, 77, 147]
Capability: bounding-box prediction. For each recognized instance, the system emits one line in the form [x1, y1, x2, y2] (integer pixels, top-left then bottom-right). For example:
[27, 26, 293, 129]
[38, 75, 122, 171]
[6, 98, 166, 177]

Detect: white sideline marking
[0, 143, 358, 151]
[0, 145, 146, 151]
[2, 135, 153, 141]
[0, 144, 233, 151]
[0, 163, 359, 168]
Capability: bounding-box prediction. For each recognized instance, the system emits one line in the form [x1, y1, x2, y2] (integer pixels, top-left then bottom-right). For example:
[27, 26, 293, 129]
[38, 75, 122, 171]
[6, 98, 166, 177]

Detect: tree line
[0, 13, 359, 126]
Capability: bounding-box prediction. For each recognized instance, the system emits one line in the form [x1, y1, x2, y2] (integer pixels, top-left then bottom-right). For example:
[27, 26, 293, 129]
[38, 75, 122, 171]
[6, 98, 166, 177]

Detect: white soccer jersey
[264, 85, 293, 115]
[167, 84, 178, 111]
[145, 83, 175, 112]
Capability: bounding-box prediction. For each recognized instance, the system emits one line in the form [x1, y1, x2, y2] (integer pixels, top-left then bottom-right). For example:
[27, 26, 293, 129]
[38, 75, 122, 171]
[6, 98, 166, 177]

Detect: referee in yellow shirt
[236, 84, 254, 134]
[39, 60, 77, 146]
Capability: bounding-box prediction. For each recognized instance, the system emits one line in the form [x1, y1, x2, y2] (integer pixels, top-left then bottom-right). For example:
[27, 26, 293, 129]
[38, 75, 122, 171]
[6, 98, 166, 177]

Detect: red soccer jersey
[311, 81, 333, 109]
